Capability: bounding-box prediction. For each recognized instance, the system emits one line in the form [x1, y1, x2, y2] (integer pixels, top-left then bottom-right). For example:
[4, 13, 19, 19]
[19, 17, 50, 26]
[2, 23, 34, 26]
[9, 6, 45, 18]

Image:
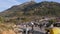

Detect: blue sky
[0, 0, 60, 12]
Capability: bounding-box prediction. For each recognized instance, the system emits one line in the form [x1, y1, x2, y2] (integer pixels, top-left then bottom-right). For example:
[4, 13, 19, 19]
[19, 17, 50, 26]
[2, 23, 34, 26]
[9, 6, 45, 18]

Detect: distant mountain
[0, 1, 36, 17]
[0, 1, 60, 17]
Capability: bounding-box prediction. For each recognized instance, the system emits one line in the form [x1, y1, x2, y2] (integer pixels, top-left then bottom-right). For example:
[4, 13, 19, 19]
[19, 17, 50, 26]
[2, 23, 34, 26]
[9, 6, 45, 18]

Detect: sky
[0, 0, 60, 12]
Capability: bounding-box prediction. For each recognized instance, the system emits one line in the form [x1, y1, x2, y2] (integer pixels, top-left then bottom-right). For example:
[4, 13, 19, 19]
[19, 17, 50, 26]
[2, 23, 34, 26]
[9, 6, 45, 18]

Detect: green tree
[0, 16, 4, 23]
[21, 17, 31, 23]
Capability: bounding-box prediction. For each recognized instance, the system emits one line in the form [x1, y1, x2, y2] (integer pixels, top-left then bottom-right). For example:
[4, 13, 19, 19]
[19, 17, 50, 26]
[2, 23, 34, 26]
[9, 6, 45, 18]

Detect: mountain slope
[0, 1, 36, 17]
[0, 1, 60, 17]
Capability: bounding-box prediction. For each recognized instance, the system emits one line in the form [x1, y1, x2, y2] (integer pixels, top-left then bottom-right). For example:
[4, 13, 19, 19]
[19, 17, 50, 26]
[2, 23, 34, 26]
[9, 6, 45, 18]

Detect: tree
[0, 16, 4, 23]
[21, 17, 31, 23]
[46, 19, 56, 27]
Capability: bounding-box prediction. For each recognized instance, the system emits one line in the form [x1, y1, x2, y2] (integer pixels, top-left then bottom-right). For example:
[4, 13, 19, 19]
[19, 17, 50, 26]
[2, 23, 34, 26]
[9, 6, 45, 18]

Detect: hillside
[0, 1, 60, 17]
[0, 1, 36, 17]
[0, 1, 60, 23]
[0, 1, 60, 34]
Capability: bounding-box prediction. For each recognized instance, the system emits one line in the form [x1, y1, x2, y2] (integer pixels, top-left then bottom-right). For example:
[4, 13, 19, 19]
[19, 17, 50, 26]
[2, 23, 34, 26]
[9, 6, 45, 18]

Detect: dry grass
[0, 23, 15, 31]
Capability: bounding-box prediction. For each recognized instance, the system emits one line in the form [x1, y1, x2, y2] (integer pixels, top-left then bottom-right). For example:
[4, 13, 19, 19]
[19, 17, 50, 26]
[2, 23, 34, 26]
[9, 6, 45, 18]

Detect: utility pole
[31, 22, 34, 34]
